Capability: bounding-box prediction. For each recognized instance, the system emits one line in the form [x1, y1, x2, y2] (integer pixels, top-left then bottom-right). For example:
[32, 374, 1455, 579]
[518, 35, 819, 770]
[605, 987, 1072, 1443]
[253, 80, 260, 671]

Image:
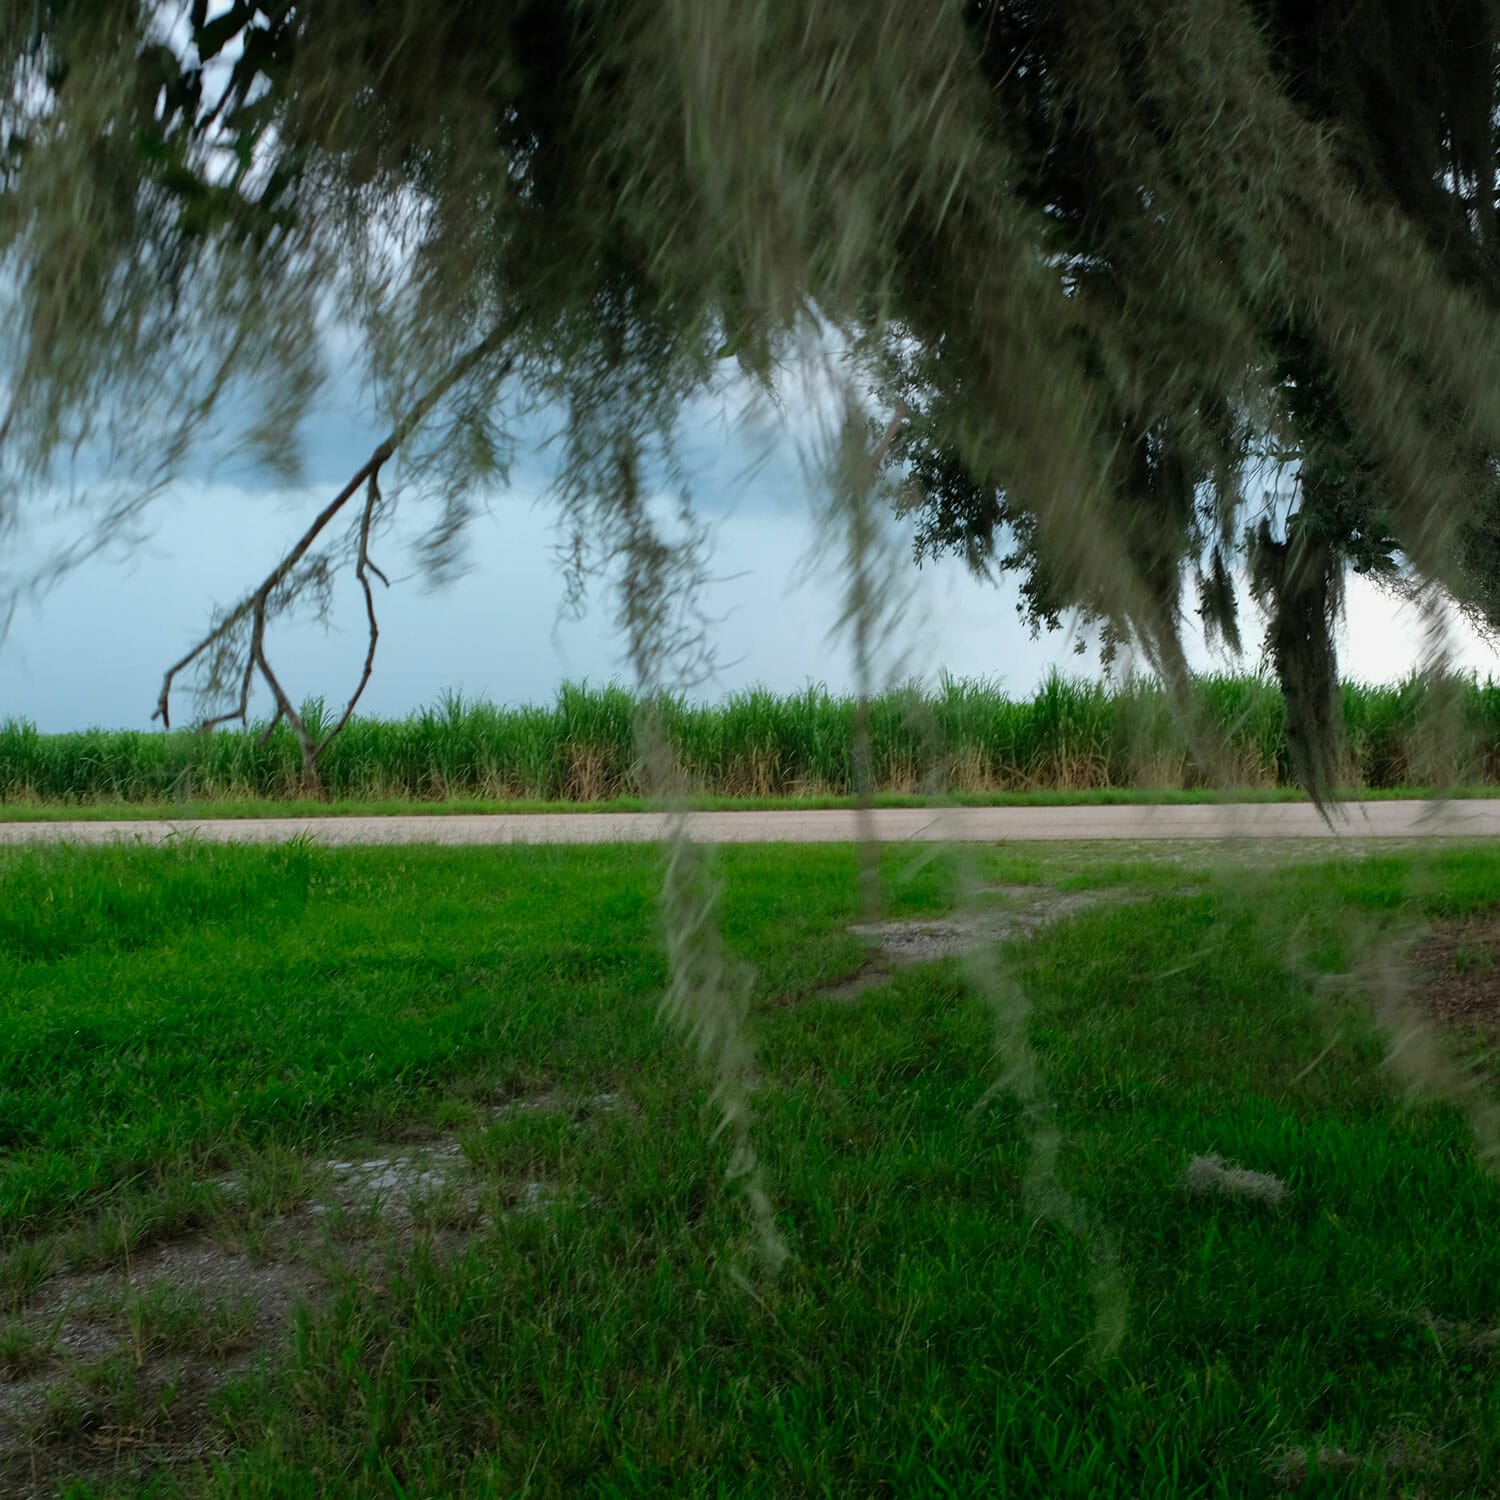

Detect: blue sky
[2, 379, 1495, 733]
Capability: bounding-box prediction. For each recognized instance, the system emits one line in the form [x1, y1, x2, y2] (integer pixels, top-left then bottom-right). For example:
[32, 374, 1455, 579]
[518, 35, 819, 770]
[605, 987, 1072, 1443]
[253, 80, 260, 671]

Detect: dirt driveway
[1, 799, 1496, 845]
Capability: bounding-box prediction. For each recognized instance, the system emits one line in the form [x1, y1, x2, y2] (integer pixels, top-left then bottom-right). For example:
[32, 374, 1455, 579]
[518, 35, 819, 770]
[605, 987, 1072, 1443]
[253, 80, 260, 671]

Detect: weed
[0, 1319, 52, 1377]
[0, 1242, 52, 1311]
[102, 1283, 260, 1364]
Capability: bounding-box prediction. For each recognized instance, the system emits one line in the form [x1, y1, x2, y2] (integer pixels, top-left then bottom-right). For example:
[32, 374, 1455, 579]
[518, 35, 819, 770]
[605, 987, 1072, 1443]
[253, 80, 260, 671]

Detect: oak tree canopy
[5, 1, 1500, 799]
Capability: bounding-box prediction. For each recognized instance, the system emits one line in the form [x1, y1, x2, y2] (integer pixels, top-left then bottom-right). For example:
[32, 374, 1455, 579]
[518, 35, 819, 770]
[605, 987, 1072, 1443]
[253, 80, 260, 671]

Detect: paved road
[0, 800, 1496, 845]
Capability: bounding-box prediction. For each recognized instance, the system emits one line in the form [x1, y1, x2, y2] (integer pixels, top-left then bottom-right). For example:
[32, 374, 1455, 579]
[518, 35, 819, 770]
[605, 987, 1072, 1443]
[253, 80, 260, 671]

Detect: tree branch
[154, 321, 512, 791]
[313, 470, 387, 762]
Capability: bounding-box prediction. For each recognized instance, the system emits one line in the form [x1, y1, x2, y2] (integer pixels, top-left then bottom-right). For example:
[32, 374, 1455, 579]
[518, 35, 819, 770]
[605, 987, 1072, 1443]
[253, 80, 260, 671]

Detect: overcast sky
[2, 382, 1496, 733]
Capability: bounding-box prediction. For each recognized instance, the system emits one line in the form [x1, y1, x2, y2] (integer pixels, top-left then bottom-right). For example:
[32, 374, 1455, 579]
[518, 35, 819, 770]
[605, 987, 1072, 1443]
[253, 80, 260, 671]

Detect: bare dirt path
[1, 800, 1497, 845]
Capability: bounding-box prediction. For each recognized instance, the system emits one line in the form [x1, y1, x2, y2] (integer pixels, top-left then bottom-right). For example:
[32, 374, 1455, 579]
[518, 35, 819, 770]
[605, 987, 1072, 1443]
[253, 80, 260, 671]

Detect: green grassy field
[4, 838, 1500, 1495]
[6, 672, 1500, 808]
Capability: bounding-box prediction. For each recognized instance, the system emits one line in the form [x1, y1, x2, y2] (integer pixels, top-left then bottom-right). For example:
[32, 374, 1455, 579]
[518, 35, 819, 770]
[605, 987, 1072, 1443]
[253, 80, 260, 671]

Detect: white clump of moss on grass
[1183, 1154, 1289, 1205]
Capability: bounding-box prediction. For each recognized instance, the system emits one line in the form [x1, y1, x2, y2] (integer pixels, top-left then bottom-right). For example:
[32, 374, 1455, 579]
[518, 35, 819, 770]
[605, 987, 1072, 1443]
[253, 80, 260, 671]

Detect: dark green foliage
[887, 0, 1500, 804]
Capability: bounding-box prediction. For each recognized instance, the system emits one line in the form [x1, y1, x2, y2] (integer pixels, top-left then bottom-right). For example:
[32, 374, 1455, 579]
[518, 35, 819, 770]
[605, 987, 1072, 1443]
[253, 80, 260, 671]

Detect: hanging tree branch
[153, 322, 513, 793]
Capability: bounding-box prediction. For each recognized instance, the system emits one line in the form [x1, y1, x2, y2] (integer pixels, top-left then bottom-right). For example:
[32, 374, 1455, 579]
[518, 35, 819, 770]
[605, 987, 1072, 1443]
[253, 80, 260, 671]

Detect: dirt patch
[814, 961, 894, 1003]
[1264, 1444, 1363, 1488]
[0, 1229, 324, 1496]
[317, 1142, 474, 1222]
[792, 884, 1130, 1005]
[206, 1089, 624, 1226]
[1407, 914, 1500, 1032]
[1263, 1431, 1439, 1491]
[849, 885, 1118, 965]
[1414, 1310, 1500, 1357]
[0, 1087, 617, 1496]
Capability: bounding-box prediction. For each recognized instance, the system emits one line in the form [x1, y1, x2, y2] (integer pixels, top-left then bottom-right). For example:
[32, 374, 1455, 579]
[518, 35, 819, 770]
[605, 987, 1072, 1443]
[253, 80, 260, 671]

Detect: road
[0, 800, 1496, 845]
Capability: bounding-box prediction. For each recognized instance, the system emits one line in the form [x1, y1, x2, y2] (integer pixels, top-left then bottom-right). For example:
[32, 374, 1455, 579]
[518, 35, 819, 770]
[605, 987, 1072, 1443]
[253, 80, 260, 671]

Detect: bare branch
[152, 321, 513, 791]
[314, 471, 388, 762]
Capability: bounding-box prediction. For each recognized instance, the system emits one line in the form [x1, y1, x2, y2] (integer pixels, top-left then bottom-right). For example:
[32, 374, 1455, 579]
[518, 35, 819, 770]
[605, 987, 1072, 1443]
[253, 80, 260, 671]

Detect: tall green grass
[7, 841, 1500, 1494]
[4, 672, 1500, 804]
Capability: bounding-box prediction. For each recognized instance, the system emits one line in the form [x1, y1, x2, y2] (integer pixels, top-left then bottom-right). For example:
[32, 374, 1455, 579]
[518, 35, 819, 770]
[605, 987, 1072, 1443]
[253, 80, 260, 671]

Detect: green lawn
[3, 838, 1499, 1495]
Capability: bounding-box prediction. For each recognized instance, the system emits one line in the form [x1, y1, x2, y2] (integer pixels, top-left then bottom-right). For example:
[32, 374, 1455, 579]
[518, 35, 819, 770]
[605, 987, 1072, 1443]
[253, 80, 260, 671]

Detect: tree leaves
[193, 1, 256, 64]
[4, 1, 1500, 809]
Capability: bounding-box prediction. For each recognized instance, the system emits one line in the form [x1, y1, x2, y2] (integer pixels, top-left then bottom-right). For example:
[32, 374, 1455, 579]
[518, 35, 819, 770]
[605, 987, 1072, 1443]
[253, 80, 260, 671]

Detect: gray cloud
[1, 384, 1493, 732]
